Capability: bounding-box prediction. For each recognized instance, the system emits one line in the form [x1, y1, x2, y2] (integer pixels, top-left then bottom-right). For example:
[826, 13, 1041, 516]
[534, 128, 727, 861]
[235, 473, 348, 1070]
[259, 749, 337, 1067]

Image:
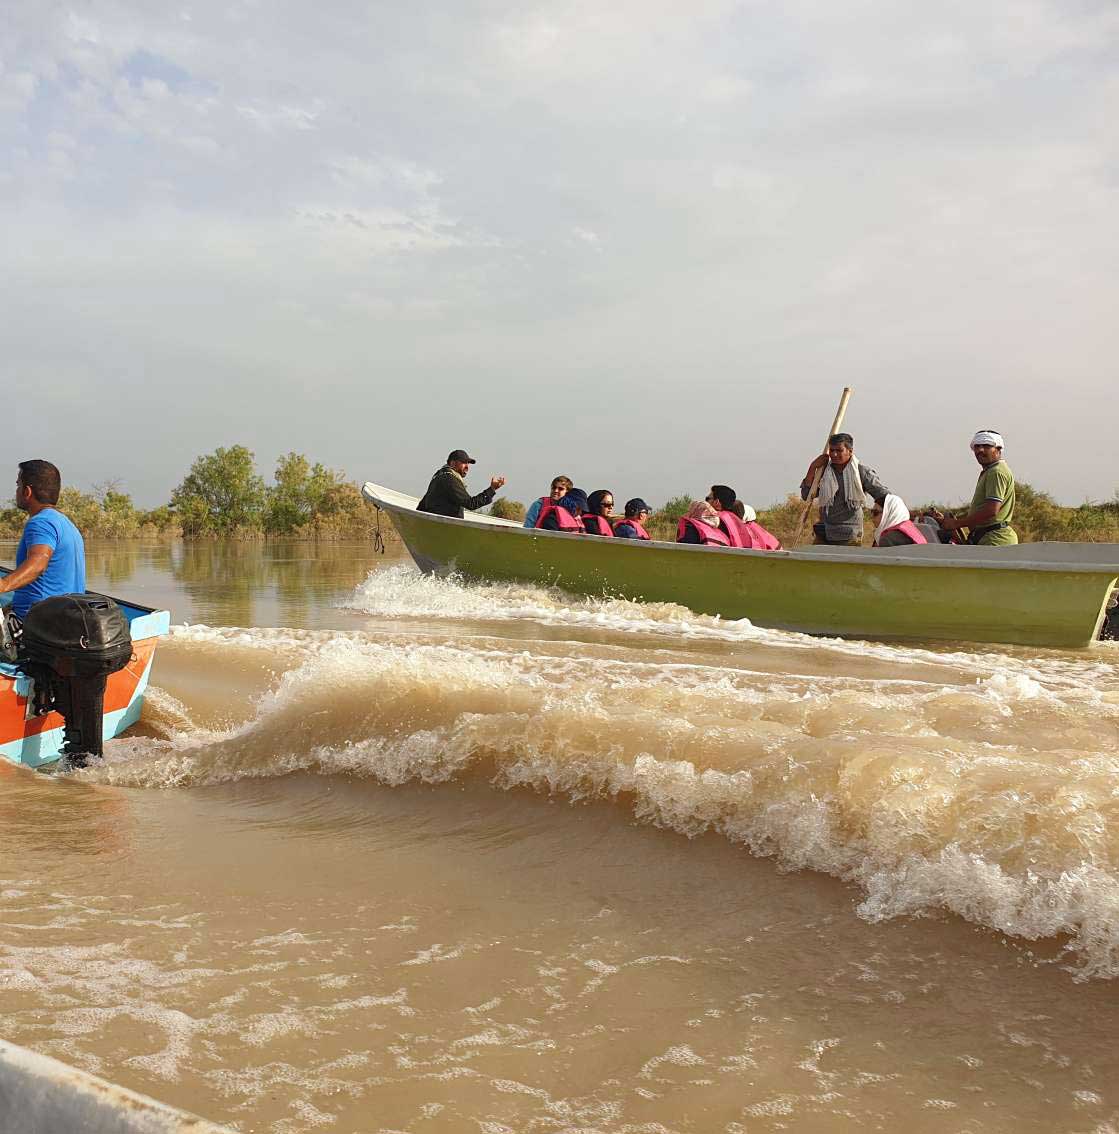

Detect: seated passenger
[582, 490, 615, 536]
[677, 500, 731, 546]
[614, 498, 652, 540]
[524, 475, 573, 528]
[872, 494, 928, 547]
[705, 485, 776, 549]
[535, 488, 588, 533]
[737, 503, 782, 551]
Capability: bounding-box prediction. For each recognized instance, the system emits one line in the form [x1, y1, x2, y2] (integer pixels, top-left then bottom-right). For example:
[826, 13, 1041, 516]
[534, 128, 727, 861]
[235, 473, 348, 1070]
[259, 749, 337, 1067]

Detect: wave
[340, 564, 1119, 691]
[88, 621, 1119, 978]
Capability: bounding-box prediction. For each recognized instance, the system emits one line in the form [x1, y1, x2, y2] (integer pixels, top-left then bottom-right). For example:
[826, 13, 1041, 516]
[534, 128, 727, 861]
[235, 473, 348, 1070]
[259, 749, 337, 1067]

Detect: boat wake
[84, 593, 1119, 979]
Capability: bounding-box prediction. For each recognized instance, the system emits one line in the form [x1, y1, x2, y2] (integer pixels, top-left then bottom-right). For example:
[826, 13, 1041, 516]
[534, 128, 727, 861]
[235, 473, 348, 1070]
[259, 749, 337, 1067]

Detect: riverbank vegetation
[0, 447, 377, 540]
[1, 447, 1116, 544]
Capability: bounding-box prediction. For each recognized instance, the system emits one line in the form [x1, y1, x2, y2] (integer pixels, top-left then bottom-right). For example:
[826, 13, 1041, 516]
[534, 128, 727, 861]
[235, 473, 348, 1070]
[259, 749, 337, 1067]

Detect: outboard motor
[19, 594, 133, 766]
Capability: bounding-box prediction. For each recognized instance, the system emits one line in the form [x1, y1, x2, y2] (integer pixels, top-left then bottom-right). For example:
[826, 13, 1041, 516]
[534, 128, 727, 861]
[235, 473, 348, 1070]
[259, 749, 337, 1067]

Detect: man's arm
[800, 454, 828, 500]
[860, 466, 890, 505]
[938, 499, 1000, 533]
[459, 483, 498, 511]
[0, 545, 53, 594]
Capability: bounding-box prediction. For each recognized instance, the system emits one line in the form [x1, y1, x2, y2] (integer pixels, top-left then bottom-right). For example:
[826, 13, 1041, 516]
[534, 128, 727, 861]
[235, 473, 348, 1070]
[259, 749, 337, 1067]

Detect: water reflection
[167, 540, 382, 626]
[0, 537, 390, 628]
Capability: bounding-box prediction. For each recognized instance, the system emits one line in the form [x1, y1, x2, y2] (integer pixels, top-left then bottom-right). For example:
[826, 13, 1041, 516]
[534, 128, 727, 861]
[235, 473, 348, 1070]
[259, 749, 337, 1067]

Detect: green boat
[362, 483, 1119, 648]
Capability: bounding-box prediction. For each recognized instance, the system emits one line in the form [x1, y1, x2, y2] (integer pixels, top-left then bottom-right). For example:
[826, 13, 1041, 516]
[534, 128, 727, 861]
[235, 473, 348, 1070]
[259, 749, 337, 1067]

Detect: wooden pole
[790, 386, 853, 550]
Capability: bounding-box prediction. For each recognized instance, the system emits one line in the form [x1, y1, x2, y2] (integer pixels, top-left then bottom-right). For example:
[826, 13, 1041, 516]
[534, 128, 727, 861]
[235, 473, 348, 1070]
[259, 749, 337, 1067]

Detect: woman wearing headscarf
[582, 490, 615, 536]
[872, 494, 927, 547]
[535, 488, 589, 533]
[676, 500, 732, 546]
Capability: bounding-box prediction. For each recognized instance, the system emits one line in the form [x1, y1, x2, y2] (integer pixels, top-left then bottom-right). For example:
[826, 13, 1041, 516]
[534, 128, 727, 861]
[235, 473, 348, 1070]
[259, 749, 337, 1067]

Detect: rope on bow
[373, 504, 386, 554]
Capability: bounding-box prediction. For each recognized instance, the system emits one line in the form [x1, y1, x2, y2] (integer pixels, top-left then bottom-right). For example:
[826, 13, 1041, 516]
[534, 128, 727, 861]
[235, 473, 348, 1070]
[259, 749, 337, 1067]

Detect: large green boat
[362, 483, 1119, 649]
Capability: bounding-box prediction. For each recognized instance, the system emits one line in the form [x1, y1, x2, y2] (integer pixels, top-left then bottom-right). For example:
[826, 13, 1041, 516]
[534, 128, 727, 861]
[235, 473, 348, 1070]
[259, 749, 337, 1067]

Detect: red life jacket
[582, 513, 614, 537]
[676, 517, 732, 546]
[743, 521, 782, 551]
[614, 517, 650, 540]
[535, 501, 583, 532]
[875, 520, 928, 546]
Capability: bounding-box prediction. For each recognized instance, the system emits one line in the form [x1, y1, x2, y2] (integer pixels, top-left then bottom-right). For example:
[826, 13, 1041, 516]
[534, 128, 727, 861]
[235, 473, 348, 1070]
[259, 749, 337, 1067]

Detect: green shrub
[490, 497, 526, 522]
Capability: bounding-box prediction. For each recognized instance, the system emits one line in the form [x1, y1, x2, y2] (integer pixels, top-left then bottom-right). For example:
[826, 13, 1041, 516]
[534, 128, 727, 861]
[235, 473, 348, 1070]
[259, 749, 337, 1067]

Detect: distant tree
[140, 505, 178, 533]
[56, 486, 105, 533]
[170, 445, 266, 536]
[0, 506, 24, 537]
[490, 497, 526, 522]
[642, 494, 693, 541]
[264, 452, 350, 534]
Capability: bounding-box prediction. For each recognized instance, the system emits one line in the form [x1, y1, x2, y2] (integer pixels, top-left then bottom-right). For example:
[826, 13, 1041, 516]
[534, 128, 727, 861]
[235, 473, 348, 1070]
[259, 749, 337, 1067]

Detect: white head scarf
[739, 504, 757, 522]
[818, 455, 863, 511]
[971, 430, 1003, 449]
[874, 494, 911, 544]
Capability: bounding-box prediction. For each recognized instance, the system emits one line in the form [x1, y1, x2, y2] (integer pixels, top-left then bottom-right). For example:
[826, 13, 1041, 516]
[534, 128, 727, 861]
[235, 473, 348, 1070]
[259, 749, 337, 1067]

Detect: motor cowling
[20, 594, 133, 678]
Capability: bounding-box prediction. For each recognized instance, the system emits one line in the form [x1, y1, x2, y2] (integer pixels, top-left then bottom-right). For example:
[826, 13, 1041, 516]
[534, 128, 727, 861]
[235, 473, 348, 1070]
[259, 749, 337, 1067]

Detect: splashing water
[84, 562, 1119, 977]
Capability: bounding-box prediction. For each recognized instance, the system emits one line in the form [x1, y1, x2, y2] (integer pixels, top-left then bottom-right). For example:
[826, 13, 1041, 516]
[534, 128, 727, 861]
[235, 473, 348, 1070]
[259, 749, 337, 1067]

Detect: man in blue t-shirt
[0, 460, 86, 618]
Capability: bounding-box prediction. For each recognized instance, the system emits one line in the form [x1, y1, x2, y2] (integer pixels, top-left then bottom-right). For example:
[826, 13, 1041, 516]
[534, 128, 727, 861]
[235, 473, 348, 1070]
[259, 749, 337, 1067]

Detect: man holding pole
[799, 434, 891, 546]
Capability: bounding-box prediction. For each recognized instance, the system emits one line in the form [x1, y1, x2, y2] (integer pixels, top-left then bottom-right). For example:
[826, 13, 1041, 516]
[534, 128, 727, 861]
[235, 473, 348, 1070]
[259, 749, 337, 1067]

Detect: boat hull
[365, 485, 1118, 649]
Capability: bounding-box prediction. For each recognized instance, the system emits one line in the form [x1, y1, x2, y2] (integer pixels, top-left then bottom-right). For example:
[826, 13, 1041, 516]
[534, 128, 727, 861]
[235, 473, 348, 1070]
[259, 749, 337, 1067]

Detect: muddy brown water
[2, 539, 1118, 1133]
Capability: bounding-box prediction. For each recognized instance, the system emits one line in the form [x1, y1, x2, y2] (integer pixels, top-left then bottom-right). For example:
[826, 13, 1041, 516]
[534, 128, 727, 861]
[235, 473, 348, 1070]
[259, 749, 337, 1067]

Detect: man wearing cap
[417, 450, 507, 519]
[613, 499, 652, 540]
[931, 431, 1017, 546]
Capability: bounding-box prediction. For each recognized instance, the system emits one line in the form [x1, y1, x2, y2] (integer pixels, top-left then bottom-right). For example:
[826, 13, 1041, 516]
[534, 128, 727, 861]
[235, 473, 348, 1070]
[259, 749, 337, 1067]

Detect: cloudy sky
[2, 1, 1117, 510]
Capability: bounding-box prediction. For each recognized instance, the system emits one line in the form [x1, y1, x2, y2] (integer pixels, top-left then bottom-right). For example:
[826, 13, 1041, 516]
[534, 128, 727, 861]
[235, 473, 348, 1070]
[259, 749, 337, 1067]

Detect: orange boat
[0, 570, 169, 769]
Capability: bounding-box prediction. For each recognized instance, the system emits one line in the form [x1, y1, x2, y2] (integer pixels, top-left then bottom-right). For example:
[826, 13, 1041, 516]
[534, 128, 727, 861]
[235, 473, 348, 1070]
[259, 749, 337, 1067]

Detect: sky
[2, 0, 1117, 511]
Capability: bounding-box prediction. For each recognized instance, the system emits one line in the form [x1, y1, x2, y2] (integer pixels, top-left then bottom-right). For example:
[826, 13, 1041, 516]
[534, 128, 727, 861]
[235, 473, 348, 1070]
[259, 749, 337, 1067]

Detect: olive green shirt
[970, 460, 1017, 545]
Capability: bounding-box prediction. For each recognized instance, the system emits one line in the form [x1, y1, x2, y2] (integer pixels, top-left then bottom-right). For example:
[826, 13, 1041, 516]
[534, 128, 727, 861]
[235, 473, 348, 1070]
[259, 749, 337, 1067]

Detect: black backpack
[20, 594, 134, 678]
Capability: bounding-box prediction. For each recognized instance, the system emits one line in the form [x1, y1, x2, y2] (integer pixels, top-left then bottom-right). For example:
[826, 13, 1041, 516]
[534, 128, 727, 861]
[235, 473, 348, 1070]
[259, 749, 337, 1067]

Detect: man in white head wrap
[800, 433, 891, 545]
[931, 430, 1018, 546]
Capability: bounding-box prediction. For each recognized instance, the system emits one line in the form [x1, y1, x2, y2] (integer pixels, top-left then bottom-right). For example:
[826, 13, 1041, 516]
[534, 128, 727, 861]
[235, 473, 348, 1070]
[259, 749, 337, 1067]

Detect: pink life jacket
[614, 517, 650, 540]
[716, 510, 782, 551]
[582, 513, 614, 537]
[875, 520, 928, 546]
[714, 510, 745, 547]
[535, 501, 583, 532]
[676, 517, 732, 546]
[743, 521, 782, 551]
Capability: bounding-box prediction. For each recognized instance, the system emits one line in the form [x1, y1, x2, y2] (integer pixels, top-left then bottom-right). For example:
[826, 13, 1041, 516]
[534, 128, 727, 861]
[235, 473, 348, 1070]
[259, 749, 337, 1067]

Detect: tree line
[0, 446, 378, 540]
[1, 448, 1116, 543]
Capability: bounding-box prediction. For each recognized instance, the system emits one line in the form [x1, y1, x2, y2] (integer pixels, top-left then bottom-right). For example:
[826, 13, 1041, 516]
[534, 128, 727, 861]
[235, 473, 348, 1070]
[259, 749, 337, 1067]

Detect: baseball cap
[625, 498, 651, 515]
[446, 449, 476, 464]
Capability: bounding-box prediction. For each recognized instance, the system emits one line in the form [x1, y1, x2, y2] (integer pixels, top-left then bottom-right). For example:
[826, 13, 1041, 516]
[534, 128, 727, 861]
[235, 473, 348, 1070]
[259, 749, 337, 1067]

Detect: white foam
[341, 564, 1119, 692]
[88, 609, 1119, 978]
